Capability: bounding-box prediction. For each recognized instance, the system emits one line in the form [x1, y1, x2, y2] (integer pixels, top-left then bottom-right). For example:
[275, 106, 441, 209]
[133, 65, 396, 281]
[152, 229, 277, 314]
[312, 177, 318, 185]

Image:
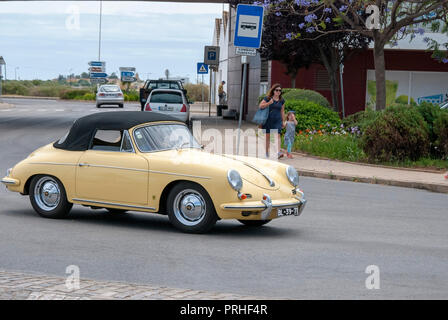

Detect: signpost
[0, 56, 5, 99]
[234, 4, 264, 154]
[88, 61, 107, 87]
[197, 63, 209, 110]
[119, 67, 136, 83]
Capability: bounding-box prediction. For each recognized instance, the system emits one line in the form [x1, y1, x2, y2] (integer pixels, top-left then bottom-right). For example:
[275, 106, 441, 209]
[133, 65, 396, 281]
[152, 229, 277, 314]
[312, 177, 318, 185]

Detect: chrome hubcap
[173, 189, 206, 226]
[34, 177, 60, 211]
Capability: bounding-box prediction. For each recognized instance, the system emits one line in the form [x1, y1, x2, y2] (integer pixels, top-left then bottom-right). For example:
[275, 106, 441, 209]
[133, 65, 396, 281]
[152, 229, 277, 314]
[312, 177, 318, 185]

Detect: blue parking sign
[197, 63, 208, 74]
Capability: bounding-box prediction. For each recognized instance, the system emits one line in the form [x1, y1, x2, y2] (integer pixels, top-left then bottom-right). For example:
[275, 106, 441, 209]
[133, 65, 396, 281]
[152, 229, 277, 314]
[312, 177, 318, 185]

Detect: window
[57, 131, 69, 144]
[120, 131, 134, 153]
[101, 85, 120, 92]
[134, 124, 200, 152]
[90, 130, 123, 152]
[150, 92, 183, 104]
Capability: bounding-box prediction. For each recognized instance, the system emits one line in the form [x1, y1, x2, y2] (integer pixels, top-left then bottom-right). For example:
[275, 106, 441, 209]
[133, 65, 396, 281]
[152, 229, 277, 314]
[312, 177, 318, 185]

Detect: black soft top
[54, 111, 179, 151]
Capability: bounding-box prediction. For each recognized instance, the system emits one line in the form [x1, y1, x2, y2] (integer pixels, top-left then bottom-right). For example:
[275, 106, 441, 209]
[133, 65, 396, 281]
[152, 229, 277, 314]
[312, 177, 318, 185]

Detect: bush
[80, 93, 95, 100]
[59, 89, 91, 100]
[434, 111, 448, 158]
[124, 91, 139, 101]
[284, 99, 341, 132]
[415, 101, 443, 147]
[342, 107, 379, 134]
[258, 88, 330, 109]
[395, 95, 417, 106]
[362, 104, 430, 162]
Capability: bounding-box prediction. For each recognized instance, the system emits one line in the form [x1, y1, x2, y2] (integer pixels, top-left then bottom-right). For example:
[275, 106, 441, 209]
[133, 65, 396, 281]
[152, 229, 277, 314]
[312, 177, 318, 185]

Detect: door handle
[79, 163, 90, 167]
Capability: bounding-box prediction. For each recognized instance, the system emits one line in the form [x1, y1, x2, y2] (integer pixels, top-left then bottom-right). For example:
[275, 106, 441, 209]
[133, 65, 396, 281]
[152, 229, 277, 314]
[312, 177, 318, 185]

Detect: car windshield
[133, 124, 200, 152]
[148, 82, 181, 90]
[101, 86, 120, 92]
[150, 92, 183, 104]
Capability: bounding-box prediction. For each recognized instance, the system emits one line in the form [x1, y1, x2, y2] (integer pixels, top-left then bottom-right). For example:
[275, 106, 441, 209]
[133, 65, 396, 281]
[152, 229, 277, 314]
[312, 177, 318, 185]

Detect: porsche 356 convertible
[2, 111, 307, 233]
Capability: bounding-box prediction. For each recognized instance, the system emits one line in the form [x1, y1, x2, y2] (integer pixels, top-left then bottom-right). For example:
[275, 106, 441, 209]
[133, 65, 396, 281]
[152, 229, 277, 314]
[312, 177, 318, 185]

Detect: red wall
[271, 50, 448, 116]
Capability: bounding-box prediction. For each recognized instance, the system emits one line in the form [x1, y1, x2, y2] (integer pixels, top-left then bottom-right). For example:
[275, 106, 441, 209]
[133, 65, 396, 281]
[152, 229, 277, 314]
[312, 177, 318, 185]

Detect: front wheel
[29, 175, 73, 219]
[238, 220, 271, 227]
[167, 182, 218, 233]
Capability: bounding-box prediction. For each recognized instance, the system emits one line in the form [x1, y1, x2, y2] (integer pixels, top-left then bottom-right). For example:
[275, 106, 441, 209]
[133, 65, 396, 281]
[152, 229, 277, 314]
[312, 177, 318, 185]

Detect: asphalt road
[0, 98, 447, 299]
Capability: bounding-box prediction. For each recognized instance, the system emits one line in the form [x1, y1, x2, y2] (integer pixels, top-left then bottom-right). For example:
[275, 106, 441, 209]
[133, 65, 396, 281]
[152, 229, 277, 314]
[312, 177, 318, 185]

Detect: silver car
[143, 89, 190, 124]
[96, 85, 124, 108]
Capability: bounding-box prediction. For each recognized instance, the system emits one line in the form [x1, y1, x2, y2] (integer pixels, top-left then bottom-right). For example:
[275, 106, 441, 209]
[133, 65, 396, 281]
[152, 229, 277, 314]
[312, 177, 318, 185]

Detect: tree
[109, 72, 118, 79]
[261, 0, 371, 111]
[256, 0, 448, 110]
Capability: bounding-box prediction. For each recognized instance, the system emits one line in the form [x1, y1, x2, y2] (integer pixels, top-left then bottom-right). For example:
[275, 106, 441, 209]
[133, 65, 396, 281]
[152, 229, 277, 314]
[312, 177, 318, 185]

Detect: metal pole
[339, 63, 345, 118]
[98, 0, 102, 61]
[236, 56, 248, 155]
[209, 70, 212, 117]
[201, 74, 204, 110]
[0, 65, 2, 98]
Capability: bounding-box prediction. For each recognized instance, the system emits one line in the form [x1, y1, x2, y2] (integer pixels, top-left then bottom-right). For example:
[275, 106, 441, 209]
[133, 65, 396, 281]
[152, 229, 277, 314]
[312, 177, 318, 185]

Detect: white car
[96, 85, 124, 108]
[143, 89, 190, 124]
[440, 101, 448, 110]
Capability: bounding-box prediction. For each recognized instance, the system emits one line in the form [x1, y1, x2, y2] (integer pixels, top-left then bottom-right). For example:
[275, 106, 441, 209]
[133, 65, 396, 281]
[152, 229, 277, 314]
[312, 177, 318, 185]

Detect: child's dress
[284, 121, 296, 153]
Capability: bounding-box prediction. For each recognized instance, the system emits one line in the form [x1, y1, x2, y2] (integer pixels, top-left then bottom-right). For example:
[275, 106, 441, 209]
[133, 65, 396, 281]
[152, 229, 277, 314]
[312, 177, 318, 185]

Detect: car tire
[96, 104, 101, 108]
[29, 175, 73, 219]
[106, 208, 128, 214]
[238, 220, 271, 227]
[119, 104, 124, 108]
[167, 182, 218, 234]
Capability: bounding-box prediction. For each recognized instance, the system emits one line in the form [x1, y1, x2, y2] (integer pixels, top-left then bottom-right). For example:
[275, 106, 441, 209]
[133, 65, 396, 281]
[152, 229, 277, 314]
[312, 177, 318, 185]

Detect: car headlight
[286, 166, 299, 187]
[6, 168, 12, 177]
[227, 169, 243, 191]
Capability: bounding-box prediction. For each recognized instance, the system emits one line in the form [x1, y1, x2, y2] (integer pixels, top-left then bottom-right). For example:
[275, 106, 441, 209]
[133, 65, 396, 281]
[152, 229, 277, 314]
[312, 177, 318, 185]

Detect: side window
[120, 131, 134, 153]
[90, 130, 122, 152]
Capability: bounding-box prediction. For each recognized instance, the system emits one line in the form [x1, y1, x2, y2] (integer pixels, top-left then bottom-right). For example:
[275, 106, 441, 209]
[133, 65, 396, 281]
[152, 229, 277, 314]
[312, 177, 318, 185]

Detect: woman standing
[259, 83, 286, 158]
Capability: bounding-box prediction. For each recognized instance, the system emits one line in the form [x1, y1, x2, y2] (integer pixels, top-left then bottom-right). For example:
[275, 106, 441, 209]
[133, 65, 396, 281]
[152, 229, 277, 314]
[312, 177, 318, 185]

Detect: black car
[139, 80, 187, 110]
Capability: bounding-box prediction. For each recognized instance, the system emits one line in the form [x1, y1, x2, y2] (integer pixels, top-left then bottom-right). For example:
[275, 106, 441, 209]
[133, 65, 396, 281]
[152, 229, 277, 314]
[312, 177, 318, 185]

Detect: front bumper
[1, 177, 20, 186]
[221, 194, 307, 220]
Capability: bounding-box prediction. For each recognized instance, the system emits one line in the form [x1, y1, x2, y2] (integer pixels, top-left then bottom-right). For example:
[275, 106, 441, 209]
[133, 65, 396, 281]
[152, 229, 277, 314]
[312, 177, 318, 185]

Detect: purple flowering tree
[260, 0, 371, 112]
[254, 0, 448, 110]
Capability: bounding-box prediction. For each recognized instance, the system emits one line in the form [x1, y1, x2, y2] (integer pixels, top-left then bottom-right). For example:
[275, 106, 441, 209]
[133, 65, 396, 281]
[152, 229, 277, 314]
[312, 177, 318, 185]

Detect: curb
[297, 168, 448, 194]
[0, 102, 14, 109]
[1, 95, 60, 100]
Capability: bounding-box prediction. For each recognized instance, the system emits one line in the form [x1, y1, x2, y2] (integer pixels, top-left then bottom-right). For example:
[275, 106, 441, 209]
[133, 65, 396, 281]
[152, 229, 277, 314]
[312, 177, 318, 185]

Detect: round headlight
[286, 166, 299, 187]
[227, 169, 243, 191]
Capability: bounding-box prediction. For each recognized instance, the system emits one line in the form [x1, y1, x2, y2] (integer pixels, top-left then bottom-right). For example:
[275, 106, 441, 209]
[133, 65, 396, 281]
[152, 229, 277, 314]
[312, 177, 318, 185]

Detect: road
[0, 98, 447, 299]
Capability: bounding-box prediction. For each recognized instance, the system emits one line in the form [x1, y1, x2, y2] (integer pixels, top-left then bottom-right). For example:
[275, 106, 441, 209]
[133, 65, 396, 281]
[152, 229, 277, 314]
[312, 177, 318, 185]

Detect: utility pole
[98, 0, 102, 61]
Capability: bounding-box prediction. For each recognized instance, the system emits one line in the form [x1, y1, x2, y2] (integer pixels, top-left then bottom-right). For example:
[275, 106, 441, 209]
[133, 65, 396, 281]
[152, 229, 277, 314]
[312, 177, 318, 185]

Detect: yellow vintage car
[1, 111, 307, 233]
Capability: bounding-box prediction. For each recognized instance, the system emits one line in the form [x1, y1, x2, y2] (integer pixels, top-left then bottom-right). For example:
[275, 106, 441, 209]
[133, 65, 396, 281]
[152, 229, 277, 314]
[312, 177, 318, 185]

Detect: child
[284, 111, 298, 159]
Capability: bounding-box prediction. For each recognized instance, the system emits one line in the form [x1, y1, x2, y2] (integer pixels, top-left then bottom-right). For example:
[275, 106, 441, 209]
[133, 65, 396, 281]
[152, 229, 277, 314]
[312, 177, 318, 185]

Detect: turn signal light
[262, 195, 267, 201]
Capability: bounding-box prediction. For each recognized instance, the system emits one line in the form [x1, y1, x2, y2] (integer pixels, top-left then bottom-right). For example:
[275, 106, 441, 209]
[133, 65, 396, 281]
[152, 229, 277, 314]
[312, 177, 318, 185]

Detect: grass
[291, 133, 448, 171]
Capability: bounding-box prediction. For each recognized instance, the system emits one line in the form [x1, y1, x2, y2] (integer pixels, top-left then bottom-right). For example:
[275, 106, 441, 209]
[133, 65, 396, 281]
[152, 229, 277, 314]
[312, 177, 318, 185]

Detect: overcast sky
[0, 1, 226, 82]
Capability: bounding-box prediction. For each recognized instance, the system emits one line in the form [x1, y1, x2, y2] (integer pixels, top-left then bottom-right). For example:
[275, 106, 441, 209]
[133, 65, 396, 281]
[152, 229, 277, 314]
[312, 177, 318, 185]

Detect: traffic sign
[121, 71, 134, 78]
[90, 72, 108, 78]
[204, 46, 220, 66]
[89, 61, 105, 67]
[234, 4, 264, 49]
[236, 47, 257, 56]
[89, 66, 105, 73]
[119, 67, 136, 72]
[197, 63, 208, 74]
[90, 78, 108, 84]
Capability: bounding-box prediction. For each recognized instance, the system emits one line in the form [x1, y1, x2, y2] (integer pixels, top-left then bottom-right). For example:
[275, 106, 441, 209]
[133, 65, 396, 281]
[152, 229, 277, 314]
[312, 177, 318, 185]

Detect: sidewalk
[0, 269, 269, 300]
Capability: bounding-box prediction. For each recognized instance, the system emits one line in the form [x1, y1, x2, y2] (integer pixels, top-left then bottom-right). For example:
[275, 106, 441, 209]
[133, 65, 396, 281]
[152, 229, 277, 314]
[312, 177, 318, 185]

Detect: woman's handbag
[252, 106, 269, 125]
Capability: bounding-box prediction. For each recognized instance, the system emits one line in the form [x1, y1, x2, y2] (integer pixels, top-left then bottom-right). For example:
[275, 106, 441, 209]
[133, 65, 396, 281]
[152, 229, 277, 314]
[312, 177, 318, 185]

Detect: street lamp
[0, 56, 6, 98]
[14, 67, 19, 81]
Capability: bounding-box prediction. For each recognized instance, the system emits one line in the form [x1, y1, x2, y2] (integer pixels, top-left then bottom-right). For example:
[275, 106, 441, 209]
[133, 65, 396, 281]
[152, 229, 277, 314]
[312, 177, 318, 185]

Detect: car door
[75, 130, 149, 206]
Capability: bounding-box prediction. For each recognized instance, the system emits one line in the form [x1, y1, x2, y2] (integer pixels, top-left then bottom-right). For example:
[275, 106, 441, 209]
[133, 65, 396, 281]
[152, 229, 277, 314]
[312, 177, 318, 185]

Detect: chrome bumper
[1, 177, 20, 186]
[222, 193, 307, 220]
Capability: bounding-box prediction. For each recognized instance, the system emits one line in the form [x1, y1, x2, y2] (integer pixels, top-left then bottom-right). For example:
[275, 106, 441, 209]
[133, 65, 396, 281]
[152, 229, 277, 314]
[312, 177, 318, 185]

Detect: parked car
[143, 89, 190, 125]
[1, 112, 307, 234]
[440, 101, 448, 110]
[96, 85, 124, 108]
[139, 79, 187, 110]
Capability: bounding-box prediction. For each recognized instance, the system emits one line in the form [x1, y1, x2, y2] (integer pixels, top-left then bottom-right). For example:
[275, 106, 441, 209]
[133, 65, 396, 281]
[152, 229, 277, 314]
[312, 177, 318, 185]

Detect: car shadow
[5, 207, 301, 238]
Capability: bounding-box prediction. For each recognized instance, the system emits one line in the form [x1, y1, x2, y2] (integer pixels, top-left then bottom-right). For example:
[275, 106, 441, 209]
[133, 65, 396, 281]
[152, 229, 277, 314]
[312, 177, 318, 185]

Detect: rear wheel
[96, 104, 101, 108]
[167, 182, 218, 233]
[118, 104, 124, 108]
[238, 220, 271, 227]
[29, 175, 72, 219]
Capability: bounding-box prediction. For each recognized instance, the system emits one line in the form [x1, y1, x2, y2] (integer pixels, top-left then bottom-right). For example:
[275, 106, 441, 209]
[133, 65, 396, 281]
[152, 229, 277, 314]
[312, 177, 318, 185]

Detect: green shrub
[362, 104, 430, 161]
[395, 95, 417, 106]
[284, 99, 341, 132]
[415, 101, 443, 146]
[124, 91, 139, 101]
[258, 88, 330, 109]
[434, 111, 448, 158]
[80, 93, 95, 100]
[59, 89, 91, 99]
[342, 107, 379, 133]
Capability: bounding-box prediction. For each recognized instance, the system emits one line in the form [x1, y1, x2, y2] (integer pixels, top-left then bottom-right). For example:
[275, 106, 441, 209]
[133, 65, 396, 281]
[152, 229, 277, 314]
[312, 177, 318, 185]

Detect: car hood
[145, 149, 287, 191]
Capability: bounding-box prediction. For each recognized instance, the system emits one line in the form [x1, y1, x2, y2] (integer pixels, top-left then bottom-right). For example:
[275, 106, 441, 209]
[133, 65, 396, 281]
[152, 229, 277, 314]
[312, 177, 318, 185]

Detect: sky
[0, 1, 226, 82]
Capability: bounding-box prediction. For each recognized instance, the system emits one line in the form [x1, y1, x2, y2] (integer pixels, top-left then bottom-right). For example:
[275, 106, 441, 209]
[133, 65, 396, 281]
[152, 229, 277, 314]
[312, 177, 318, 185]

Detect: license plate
[277, 207, 299, 217]
[159, 106, 173, 111]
